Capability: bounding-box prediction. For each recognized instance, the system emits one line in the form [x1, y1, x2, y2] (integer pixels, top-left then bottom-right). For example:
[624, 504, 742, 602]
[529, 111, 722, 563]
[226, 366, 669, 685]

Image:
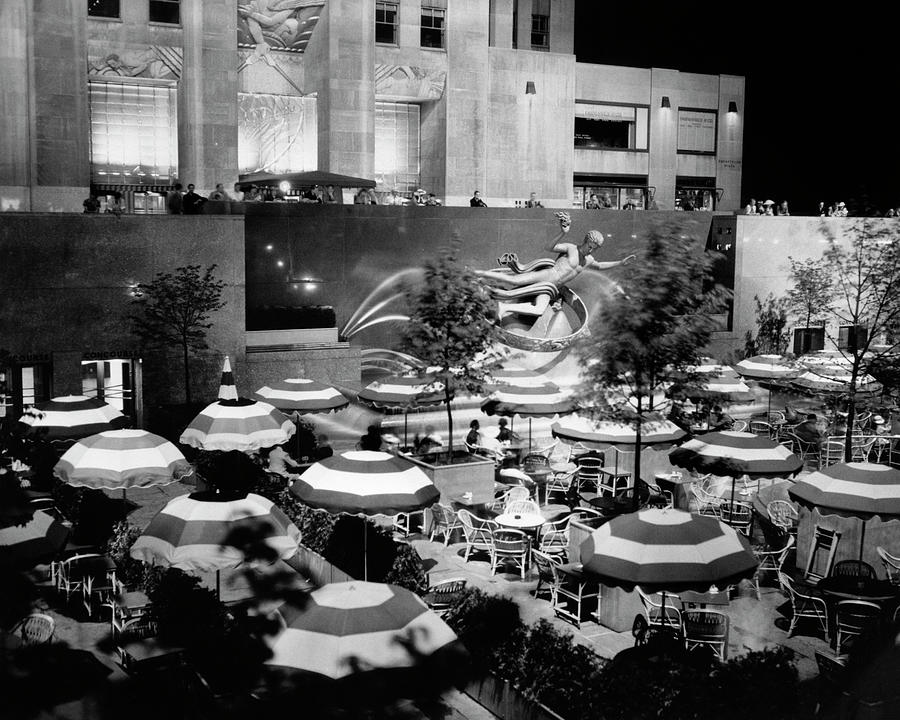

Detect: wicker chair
[804, 526, 842, 584]
[779, 572, 829, 638]
[544, 467, 577, 505]
[538, 514, 571, 557]
[457, 509, 499, 562]
[489, 528, 530, 579]
[749, 420, 776, 439]
[835, 600, 882, 654]
[575, 455, 604, 494]
[720, 500, 753, 536]
[754, 534, 795, 599]
[422, 578, 467, 617]
[636, 588, 682, 631]
[819, 441, 845, 468]
[531, 549, 563, 602]
[690, 483, 722, 517]
[505, 499, 541, 516]
[10, 613, 55, 645]
[429, 503, 463, 545]
[767, 499, 799, 534]
[683, 609, 729, 660]
[876, 546, 900, 585]
[830, 560, 877, 582]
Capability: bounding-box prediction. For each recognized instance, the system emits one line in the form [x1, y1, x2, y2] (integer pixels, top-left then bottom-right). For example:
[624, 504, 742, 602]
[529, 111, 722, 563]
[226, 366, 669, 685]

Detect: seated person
[708, 405, 734, 431]
[793, 414, 825, 446]
[382, 433, 402, 454]
[415, 425, 443, 454]
[358, 425, 383, 451]
[266, 443, 301, 479]
[312, 433, 333, 460]
[465, 419, 482, 448]
[667, 402, 693, 435]
[495, 418, 520, 443]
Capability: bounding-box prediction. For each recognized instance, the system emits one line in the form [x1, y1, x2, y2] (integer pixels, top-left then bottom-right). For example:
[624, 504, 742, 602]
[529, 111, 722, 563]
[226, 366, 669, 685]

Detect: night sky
[573, 4, 899, 216]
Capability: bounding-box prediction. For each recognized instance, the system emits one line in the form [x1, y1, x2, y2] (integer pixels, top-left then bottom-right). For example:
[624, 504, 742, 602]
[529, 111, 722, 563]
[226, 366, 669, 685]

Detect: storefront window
[0, 363, 51, 419]
[81, 359, 140, 422]
[574, 103, 649, 151]
[576, 183, 648, 210]
[374, 102, 420, 193]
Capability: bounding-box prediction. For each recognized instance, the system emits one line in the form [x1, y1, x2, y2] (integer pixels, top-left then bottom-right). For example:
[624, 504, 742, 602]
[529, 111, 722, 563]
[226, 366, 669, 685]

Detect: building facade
[0, 0, 744, 213]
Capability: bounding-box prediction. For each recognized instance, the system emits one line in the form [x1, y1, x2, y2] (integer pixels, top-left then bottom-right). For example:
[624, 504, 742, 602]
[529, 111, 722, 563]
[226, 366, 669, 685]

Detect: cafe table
[495, 511, 545, 536]
[655, 472, 693, 511]
[816, 575, 900, 647]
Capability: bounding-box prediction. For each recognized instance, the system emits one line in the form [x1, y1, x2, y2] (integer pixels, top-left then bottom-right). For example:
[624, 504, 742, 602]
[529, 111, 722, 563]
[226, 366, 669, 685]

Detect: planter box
[294, 544, 353, 585]
[465, 673, 566, 720]
[403, 451, 496, 505]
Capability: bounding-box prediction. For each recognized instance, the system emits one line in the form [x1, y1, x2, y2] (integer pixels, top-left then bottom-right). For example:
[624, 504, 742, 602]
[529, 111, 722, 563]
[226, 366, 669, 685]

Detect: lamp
[727, 101, 738, 114]
[525, 81, 536, 95]
[661, 96, 671, 109]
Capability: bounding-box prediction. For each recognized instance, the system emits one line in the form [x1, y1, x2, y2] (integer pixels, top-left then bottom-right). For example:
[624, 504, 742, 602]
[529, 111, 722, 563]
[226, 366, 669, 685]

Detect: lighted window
[88, 0, 120, 18]
[238, 93, 317, 174]
[375, 102, 420, 193]
[677, 109, 717, 154]
[81, 359, 138, 419]
[531, 0, 549, 51]
[149, 0, 179, 24]
[89, 81, 178, 185]
[421, 7, 445, 49]
[574, 103, 649, 151]
[376, 2, 399, 45]
[0, 363, 51, 419]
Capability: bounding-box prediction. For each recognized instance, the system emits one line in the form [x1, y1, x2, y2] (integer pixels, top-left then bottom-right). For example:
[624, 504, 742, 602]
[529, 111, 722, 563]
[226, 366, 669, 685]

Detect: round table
[817, 576, 900, 604]
[655, 472, 692, 511]
[495, 512, 545, 532]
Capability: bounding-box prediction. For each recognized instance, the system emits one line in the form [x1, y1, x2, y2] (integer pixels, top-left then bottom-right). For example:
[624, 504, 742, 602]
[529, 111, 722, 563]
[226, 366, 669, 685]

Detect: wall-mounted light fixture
[525, 81, 536, 95]
[129, 283, 144, 298]
[661, 96, 671, 109]
[727, 101, 738, 114]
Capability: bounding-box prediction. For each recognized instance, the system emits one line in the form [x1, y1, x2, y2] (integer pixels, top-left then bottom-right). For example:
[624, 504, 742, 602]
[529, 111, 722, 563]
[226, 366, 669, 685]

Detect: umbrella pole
[216, 570, 221, 601]
[529, 418, 533, 452]
[404, 412, 409, 450]
[730, 475, 737, 509]
[859, 519, 866, 563]
[363, 522, 368, 582]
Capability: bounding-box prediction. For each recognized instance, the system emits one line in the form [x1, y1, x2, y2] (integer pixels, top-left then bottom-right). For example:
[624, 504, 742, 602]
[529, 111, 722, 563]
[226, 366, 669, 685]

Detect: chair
[850, 437, 876, 462]
[538, 514, 571, 556]
[749, 420, 776, 439]
[814, 651, 849, 718]
[683, 609, 729, 660]
[804, 526, 842, 584]
[531, 549, 563, 602]
[457, 509, 499, 562]
[599, 469, 632, 498]
[767, 500, 799, 534]
[754, 534, 795, 599]
[731, 419, 748, 432]
[544, 467, 576, 505]
[522, 452, 551, 474]
[422, 578, 467, 616]
[489, 484, 531, 512]
[720, 500, 753, 536]
[490, 528, 530, 579]
[57, 553, 108, 604]
[10, 613, 55, 645]
[768, 411, 786, 425]
[505, 499, 541, 516]
[830, 559, 877, 582]
[779, 572, 829, 638]
[392, 509, 425, 538]
[690, 482, 722, 517]
[636, 588, 682, 631]
[819, 441, 845, 468]
[429, 503, 463, 546]
[782, 432, 820, 467]
[835, 600, 882, 654]
[876, 546, 900, 585]
[575, 454, 604, 494]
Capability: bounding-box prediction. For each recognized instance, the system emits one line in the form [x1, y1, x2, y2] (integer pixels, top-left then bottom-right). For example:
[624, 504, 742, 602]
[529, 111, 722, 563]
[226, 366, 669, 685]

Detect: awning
[237, 170, 376, 190]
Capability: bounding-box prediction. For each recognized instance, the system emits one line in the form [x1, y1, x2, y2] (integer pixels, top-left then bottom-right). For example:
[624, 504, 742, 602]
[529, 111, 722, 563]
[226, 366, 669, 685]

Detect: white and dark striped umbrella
[790, 369, 881, 396]
[673, 373, 755, 404]
[180, 398, 295, 452]
[0, 510, 70, 570]
[480, 379, 576, 418]
[551, 414, 687, 452]
[53, 429, 193, 490]
[357, 374, 447, 410]
[253, 378, 349, 415]
[19, 395, 129, 440]
[733, 354, 799, 381]
[130, 492, 300, 572]
[290, 451, 439, 516]
[265, 581, 458, 680]
[579, 508, 758, 593]
[669, 431, 803, 479]
[789, 462, 900, 517]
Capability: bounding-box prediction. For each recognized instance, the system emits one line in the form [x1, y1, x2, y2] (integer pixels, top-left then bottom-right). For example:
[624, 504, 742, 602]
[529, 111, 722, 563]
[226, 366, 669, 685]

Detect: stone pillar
[0, 1, 32, 211]
[179, 0, 239, 195]
[489, 0, 514, 48]
[649, 68, 678, 211]
[312, 0, 375, 178]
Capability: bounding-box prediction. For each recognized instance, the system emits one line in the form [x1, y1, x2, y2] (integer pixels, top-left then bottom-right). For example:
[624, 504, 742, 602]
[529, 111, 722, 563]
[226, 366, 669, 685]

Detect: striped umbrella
[672, 373, 755, 404]
[265, 581, 459, 684]
[290, 451, 438, 579]
[790, 368, 881, 396]
[53, 429, 193, 491]
[357, 373, 448, 447]
[180, 398, 295, 452]
[19, 395, 129, 441]
[789, 462, 900, 561]
[669, 430, 803, 506]
[551, 414, 687, 452]
[253, 378, 349, 414]
[579, 508, 758, 594]
[733, 354, 799, 415]
[0, 510, 70, 570]
[130, 491, 300, 594]
[481, 373, 576, 450]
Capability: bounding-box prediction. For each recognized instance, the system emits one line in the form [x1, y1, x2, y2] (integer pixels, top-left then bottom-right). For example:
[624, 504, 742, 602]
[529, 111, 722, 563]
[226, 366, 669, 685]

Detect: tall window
[677, 109, 717, 154]
[0, 363, 51, 420]
[531, 0, 549, 51]
[421, 6, 446, 49]
[574, 103, 649, 151]
[839, 325, 868, 352]
[376, 2, 399, 45]
[81, 360, 139, 420]
[88, 0, 120, 18]
[89, 80, 178, 185]
[149, 0, 180, 24]
[375, 102, 420, 193]
[793, 327, 826, 355]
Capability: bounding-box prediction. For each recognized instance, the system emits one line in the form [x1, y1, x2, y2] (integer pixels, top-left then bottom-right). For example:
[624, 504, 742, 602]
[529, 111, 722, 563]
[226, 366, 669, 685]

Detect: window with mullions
[838, 325, 868, 352]
[531, 0, 549, 51]
[574, 103, 649, 151]
[376, 2, 399, 45]
[374, 102, 420, 193]
[88, 0, 120, 18]
[149, 0, 180, 24]
[421, 7, 446, 49]
[89, 80, 178, 185]
[0, 364, 51, 420]
[81, 360, 138, 419]
[793, 326, 826, 355]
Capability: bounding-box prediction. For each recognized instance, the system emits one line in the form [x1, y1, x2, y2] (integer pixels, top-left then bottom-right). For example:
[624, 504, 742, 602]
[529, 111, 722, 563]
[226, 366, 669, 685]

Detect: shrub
[383, 541, 428, 595]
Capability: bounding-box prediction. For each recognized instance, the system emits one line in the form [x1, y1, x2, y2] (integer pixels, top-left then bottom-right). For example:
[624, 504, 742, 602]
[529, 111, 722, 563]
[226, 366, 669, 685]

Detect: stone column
[0, 1, 31, 211]
[179, 0, 239, 195]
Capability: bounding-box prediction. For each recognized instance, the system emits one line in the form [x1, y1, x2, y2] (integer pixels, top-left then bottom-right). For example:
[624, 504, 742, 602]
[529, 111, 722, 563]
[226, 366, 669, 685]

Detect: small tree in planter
[402, 241, 502, 462]
[130, 264, 226, 406]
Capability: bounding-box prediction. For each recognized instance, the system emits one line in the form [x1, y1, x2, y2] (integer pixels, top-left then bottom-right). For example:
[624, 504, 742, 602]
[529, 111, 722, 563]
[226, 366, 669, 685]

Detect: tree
[786, 257, 834, 352]
[815, 224, 900, 460]
[579, 230, 731, 509]
[130, 265, 226, 405]
[743, 293, 790, 358]
[402, 242, 502, 460]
